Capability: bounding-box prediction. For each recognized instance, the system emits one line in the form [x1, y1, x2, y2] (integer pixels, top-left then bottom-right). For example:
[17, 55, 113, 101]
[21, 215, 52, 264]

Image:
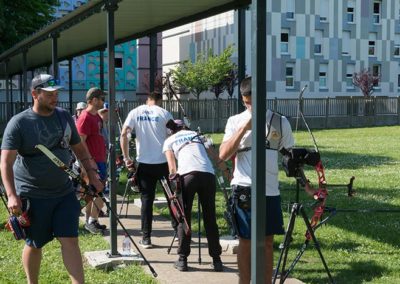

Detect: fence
[1, 97, 399, 134]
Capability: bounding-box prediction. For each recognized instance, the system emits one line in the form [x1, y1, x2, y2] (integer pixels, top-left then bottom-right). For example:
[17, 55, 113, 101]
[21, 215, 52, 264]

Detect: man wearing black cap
[76, 87, 108, 234]
[1, 74, 103, 284]
[163, 119, 223, 272]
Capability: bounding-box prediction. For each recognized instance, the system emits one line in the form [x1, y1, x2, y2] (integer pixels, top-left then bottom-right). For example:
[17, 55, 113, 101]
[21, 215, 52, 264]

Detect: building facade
[163, 0, 400, 98]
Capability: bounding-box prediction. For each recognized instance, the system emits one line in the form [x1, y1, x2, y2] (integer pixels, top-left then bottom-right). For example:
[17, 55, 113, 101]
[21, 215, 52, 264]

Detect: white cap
[76, 102, 87, 110]
[31, 74, 63, 91]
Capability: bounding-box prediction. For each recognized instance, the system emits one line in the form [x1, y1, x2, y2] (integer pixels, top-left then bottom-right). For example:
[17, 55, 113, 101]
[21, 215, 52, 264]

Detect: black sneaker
[99, 210, 108, 218]
[139, 239, 152, 249]
[174, 256, 188, 271]
[93, 220, 106, 230]
[85, 222, 102, 234]
[212, 257, 223, 272]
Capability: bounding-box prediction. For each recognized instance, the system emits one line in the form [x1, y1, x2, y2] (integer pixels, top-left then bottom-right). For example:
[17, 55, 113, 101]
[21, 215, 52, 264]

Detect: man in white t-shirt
[120, 92, 176, 248]
[163, 120, 223, 272]
[219, 77, 295, 284]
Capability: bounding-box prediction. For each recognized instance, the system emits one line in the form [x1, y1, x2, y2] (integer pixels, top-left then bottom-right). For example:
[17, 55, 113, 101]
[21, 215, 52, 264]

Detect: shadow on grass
[295, 260, 387, 284]
[279, 183, 400, 247]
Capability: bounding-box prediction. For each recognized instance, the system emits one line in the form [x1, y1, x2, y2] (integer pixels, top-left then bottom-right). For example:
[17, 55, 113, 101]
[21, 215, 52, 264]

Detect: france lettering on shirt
[137, 115, 160, 122]
[174, 133, 200, 147]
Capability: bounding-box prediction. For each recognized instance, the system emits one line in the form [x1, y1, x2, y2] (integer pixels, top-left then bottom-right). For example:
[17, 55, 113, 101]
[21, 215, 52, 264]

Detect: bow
[165, 71, 191, 128]
[293, 85, 355, 240]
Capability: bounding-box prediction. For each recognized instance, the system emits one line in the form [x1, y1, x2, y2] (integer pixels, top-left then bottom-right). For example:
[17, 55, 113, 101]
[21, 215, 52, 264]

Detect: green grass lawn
[1, 125, 400, 283]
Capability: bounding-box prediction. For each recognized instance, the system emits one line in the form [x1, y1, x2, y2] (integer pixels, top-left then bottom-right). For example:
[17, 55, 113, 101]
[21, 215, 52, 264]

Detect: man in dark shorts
[1, 74, 103, 284]
[219, 77, 295, 284]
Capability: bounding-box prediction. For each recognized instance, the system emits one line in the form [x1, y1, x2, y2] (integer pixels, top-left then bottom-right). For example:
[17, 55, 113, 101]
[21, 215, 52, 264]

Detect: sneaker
[85, 222, 102, 234]
[93, 220, 107, 230]
[98, 210, 108, 218]
[174, 256, 188, 271]
[139, 239, 152, 249]
[211, 257, 223, 272]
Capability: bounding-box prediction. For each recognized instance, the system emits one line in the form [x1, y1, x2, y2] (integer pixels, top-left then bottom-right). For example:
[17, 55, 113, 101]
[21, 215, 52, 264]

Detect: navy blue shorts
[97, 162, 107, 181]
[233, 191, 284, 239]
[24, 191, 81, 248]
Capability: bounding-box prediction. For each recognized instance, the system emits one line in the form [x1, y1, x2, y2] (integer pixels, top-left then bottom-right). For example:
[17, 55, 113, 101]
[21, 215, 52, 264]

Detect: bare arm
[219, 117, 251, 161]
[71, 140, 104, 193]
[0, 149, 21, 213]
[206, 146, 231, 181]
[120, 125, 135, 168]
[165, 150, 177, 175]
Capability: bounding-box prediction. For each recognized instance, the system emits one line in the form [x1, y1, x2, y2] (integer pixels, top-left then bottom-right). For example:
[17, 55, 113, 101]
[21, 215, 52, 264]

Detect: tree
[207, 46, 237, 99]
[223, 68, 238, 98]
[170, 52, 210, 99]
[171, 46, 237, 99]
[141, 72, 163, 94]
[352, 68, 380, 97]
[0, 0, 58, 54]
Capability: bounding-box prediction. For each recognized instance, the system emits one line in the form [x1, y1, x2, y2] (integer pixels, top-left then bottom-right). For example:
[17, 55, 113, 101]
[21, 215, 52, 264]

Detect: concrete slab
[84, 250, 143, 270]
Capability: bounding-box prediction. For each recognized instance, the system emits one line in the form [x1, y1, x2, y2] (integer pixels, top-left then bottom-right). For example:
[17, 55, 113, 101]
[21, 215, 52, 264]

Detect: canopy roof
[0, 0, 249, 78]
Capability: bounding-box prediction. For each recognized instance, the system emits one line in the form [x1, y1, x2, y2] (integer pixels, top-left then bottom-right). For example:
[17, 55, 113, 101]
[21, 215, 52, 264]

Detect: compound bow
[292, 85, 355, 239]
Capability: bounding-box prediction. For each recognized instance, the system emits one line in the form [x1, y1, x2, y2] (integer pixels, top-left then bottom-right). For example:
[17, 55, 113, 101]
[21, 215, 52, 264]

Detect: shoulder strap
[55, 107, 71, 148]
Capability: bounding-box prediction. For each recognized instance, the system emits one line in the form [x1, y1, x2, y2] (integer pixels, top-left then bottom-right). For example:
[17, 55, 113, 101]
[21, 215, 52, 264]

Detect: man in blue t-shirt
[1, 74, 103, 284]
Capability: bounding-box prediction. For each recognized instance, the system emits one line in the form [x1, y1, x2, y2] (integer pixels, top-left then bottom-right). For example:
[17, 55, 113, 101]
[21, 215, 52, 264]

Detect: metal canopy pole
[52, 33, 59, 78]
[10, 74, 14, 117]
[4, 61, 10, 119]
[237, 7, 246, 113]
[68, 58, 73, 113]
[251, 0, 267, 283]
[100, 50, 105, 90]
[149, 33, 157, 92]
[18, 74, 23, 111]
[105, 0, 119, 256]
[22, 50, 28, 110]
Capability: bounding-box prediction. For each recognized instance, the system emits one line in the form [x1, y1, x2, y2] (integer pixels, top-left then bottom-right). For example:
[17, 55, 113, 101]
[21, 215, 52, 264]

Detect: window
[369, 33, 377, 56]
[319, 64, 328, 89]
[314, 30, 322, 54]
[286, 12, 294, 19]
[115, 53, 123, 69]
[320, 0, 329, 22]
[373, 1, 381, 24]
[281, 30, 289, 53]
[395, 35, 400, 57]
[347, 1, 355, 23]
[285, 64, 294, 88]
[346, 64, 355, 89]
[286, 0, 295, 19]
[342, 31, 350, 55]
[372, 64, 380, 87]
[395, 45, 400, 57]
[397, 74, 400, 88]
[368, 41, 376, 55]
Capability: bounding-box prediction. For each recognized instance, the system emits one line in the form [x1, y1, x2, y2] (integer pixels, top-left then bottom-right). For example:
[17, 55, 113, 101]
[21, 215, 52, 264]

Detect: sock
[88, 217, 97, 224]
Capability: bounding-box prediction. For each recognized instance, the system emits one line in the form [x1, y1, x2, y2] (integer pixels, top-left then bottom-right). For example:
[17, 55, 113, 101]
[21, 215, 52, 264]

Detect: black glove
[169, 173, 181, 193]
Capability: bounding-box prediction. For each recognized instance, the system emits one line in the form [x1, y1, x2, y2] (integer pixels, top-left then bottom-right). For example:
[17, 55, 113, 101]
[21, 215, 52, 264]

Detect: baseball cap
[31, 74, 63, 91]
[76, 102, 87, 110]
[174, 119, 185, 128]
[86, 87, 106, 101]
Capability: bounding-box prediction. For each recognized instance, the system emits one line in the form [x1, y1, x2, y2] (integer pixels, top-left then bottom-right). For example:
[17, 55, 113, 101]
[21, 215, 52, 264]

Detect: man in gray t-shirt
[1, 74, 103, 284]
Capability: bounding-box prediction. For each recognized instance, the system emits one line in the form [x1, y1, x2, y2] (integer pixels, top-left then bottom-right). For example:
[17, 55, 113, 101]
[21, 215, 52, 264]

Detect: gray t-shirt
[1, 108, 81, 198]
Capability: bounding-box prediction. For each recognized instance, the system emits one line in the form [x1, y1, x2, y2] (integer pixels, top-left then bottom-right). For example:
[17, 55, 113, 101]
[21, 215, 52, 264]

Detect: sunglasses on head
[34, 79, 60, 90]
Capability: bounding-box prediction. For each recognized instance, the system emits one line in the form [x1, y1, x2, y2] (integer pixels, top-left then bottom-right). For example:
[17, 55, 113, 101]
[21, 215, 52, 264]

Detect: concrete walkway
[88, 197, 304, 284]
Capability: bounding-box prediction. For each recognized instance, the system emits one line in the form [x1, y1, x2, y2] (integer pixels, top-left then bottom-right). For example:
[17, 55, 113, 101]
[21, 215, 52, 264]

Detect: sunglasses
[34, 79, 60, 90]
